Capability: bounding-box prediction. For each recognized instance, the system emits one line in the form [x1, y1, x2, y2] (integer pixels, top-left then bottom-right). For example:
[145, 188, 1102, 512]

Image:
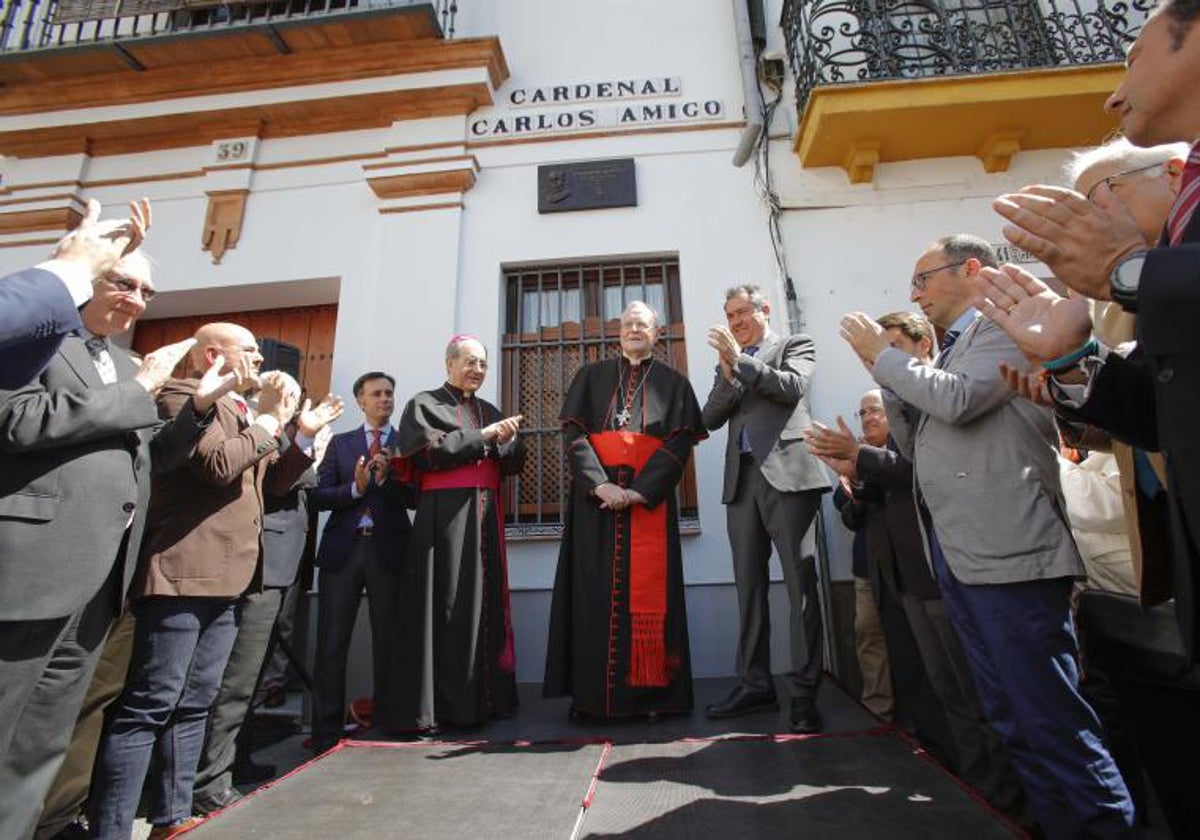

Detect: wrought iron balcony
[0, 0, 459, 53]
[782, 0, 1152, 115]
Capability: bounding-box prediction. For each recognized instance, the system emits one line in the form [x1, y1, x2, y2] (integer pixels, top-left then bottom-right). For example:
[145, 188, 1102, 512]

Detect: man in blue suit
[0, 198, 150, 389]
[310, 371, 414, 752]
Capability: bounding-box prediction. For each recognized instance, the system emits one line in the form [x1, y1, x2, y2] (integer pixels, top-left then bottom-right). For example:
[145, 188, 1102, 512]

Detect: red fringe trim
[628, 612, 669, 687]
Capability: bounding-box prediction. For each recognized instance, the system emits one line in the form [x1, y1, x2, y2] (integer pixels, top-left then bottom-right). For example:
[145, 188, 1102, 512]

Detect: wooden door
[131, 304, 338, 399]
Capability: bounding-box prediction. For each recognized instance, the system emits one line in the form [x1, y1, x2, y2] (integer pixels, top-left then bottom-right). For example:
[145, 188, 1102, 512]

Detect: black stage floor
[184, 678, 1022, 839]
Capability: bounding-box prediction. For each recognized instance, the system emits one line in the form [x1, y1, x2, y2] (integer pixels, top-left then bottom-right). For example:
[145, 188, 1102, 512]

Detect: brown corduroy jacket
[135, 377, 312, 599]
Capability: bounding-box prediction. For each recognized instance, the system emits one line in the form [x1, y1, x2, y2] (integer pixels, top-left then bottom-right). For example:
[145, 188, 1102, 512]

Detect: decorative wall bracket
[201, 189, 248, 264]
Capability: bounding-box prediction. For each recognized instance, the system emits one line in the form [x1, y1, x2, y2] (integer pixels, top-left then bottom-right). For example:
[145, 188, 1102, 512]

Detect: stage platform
[180, 678, 1022, 839]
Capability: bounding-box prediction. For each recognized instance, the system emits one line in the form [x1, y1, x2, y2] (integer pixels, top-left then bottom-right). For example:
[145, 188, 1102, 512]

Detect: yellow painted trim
[794, 64, 1127, 178]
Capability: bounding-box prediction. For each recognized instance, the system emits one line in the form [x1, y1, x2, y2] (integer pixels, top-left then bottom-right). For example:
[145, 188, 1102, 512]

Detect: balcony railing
[782, 0, 1152, 114]
[0, 0, 459, 53]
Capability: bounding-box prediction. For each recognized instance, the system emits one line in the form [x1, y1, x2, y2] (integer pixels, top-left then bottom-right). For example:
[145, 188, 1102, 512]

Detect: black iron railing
[782, 0, 1153, 113]
[0, 0, 458, 53]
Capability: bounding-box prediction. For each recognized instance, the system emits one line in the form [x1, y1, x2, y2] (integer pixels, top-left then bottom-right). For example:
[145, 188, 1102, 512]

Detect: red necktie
[369, 428, 382, 458]
[1167, 143, 1200, 246]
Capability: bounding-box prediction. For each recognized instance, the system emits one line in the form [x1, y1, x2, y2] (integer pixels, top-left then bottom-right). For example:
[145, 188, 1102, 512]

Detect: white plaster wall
[0, 0, 1097, 684]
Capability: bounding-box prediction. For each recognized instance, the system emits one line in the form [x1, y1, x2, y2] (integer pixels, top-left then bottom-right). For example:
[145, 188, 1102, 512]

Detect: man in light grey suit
[841, 235, 1135, 837]
[702, 284, 831, 733]
[0, 249, 240, 840]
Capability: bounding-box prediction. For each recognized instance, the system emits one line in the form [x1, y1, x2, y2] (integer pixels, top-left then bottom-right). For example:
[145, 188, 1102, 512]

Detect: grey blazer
[261, 457, 317, 589]
[702, 331, 831, 504]
[873, 314, 1083, 585]
[0, 336, 205, 621]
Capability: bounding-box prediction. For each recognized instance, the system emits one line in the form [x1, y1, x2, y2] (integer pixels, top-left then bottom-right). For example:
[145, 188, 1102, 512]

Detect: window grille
[500, 255, 698, 539]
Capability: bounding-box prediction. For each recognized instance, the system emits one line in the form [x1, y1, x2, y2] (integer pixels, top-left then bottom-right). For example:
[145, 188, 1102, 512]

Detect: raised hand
[805, 417, 860, 461]
[256, 371, 300, 424]
[706, 325, 741, 375]
[297, 394, 345, 437]
[992, 184, 1145, 300]
[970, 264, 1092, 363]
[53, 198, 152, 280]
[312, 423, 334, 467]
[133, 337, 194, 397]
[482, 414, 523, 444]
[839, 312, 889, 367]
[193, 352, 245, 412]
[354, 455, 371, 495]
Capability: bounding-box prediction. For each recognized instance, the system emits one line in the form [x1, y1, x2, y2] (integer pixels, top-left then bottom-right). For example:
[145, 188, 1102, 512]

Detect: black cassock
[544, 357, 706, 717]
[396, 383, 524, 729]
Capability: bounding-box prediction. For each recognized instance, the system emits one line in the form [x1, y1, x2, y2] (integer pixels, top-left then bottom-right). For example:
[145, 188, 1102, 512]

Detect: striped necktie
[1166, 142, 1200, 246]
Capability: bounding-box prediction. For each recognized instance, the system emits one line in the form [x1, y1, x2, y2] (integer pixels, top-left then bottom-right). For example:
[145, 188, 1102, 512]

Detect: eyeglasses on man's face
[102, 272, 156, 301]
[1084, 162, 1167, 202]
[856, 406, 885, 419]
[910, 261, 966, 292]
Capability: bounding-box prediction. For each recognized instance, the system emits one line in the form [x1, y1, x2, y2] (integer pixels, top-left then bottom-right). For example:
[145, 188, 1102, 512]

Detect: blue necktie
[1133, 448, 1164, 499]
[737, 346, 758, 454]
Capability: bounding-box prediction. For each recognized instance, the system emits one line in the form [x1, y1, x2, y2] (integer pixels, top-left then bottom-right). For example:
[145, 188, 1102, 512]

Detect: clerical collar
[442, 382, 472, 399]
[621, 353, 652, 367]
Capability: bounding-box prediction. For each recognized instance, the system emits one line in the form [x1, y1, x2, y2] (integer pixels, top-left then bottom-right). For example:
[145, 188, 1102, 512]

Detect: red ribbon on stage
[589, 431, 670, 688]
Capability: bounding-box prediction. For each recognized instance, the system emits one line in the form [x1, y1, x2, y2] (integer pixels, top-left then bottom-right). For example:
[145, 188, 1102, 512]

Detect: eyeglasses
[1084, 162, 1167, 202]
[102, 272, 156, 301]
[856, 406, 884, 419]
[910, 261, 966, 291]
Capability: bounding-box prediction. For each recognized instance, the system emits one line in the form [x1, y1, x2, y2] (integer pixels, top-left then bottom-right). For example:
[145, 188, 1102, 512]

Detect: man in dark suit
[310, 371, 413, 753]
[701, 284, 832, 733]
[0, 198, 150, 389]
[0, 250, 237, 840]
[192, 384, 332, 815]
[87, 324, 342, 840]
[985, 0, 1200, 665]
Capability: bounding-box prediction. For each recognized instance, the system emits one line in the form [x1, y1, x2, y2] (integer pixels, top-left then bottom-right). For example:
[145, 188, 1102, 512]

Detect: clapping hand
[297, 394, 344, 437]
[257, 371, 301, 427]
[805, 418, 860, 481]
[193, 352, 250, 412]
[482, 414, 523, 444]
[992, 184, 1145, 300]
[970, 264, 1092, 364]
[839, 313, 889, 369]
[707, 325, 741, 381]
[133, 338, 194, 397]
[53, 198, 151, 281]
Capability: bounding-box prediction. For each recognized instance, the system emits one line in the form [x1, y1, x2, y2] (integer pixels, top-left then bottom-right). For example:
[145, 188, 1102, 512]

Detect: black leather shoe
[193, 787, 244, 816]
[789, 697, 823, 734]
[232, 759, 276, 785]
[705, 685, 779, 719]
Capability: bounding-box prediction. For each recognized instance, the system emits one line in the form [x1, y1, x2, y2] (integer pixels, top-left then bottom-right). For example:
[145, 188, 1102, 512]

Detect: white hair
[1065, 138, 1191, 188]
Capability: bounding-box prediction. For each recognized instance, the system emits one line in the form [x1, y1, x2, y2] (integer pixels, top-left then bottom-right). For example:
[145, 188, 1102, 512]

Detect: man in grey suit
[841, 235, 1135, 837]
[702, 284, 831, 733]
[0, 249, 239, 840]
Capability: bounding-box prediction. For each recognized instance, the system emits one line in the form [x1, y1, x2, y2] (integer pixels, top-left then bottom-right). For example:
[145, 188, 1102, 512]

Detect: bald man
[88, 323, 343, 840]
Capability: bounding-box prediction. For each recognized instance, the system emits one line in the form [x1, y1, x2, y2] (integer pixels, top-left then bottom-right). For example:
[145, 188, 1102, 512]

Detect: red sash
[419, 460, 501, 491]
[589, 431, 670, 688]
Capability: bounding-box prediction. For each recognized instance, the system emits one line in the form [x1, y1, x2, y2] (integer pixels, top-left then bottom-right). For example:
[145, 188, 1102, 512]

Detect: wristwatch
[1110, 250, 1148, 313]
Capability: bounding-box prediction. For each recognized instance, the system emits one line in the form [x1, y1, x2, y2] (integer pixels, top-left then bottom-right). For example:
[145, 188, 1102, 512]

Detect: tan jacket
[1092, 302, 1170, 604]
[136, 378, 312, 599]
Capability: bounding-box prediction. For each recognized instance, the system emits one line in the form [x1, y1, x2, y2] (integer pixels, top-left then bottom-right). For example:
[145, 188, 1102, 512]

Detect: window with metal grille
[500, 255, 699, 539]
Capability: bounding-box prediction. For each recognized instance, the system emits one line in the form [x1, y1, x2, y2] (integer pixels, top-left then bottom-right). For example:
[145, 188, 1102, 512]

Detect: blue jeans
[88, 597, 239, 838]
[927, 528, 1136, 838]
